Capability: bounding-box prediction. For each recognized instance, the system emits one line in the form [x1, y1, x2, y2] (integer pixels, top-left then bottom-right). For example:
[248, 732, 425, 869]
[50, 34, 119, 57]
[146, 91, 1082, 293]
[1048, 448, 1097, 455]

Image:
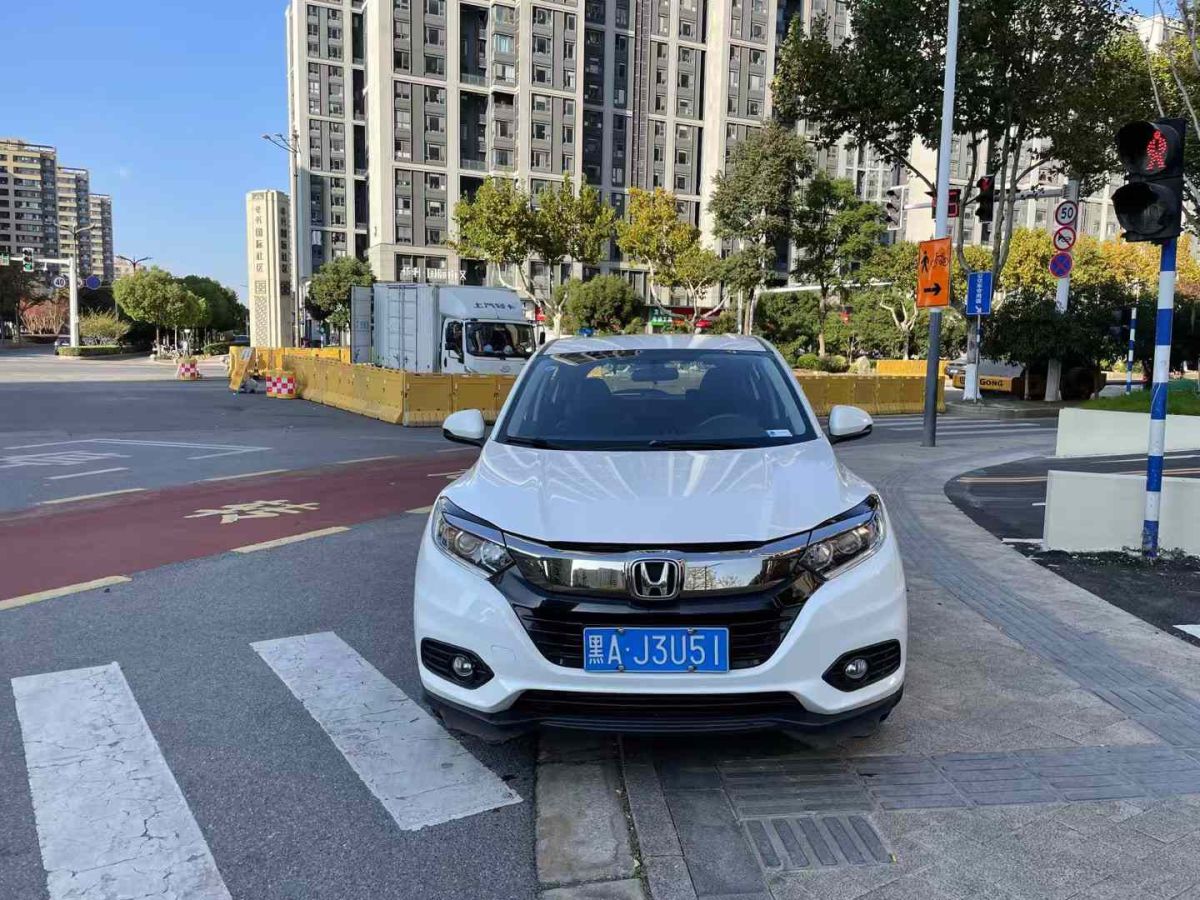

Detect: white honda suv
[414, 334, 906, 739]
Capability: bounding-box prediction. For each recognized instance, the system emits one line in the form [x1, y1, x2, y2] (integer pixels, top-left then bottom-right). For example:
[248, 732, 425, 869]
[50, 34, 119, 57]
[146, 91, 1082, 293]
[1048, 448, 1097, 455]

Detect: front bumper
[413, 514, 907, 733]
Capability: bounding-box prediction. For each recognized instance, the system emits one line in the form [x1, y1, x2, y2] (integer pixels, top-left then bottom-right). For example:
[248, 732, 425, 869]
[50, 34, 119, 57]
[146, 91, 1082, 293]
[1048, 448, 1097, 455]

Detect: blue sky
[1, 0, 290, 300]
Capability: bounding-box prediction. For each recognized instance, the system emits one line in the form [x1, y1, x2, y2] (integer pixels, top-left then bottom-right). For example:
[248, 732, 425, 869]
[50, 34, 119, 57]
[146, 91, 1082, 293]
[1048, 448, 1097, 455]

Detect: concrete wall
[1055, 408, 1200, 457]
[1043, 470, 1200, 554]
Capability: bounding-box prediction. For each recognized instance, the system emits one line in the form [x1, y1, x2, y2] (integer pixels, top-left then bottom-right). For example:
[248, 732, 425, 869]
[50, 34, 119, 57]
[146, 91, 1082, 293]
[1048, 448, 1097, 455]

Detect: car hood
[443, 440, 873, 545]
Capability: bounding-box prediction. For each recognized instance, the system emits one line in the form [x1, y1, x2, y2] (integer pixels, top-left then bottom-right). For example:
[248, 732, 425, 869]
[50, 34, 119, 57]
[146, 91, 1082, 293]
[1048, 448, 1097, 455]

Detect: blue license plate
[582, 627, 730, 673]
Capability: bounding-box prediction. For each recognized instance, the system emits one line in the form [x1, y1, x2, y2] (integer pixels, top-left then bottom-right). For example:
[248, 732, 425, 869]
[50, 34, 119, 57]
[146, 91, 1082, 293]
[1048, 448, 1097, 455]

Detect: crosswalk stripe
[253, 631, 521, 831]
[876, 421, 1045, 431]
[11, 663, 232, 900]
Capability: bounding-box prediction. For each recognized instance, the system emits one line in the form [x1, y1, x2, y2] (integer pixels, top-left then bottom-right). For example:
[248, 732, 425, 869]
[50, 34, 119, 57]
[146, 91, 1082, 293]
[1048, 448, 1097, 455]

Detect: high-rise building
[246, 189, 294, 346]
[0, 138, 60, 263]
[56, 166, 93, 277]
[284, 0, 872, 324]
[0, 138, 116, 283]
[89, 194, 115, 283]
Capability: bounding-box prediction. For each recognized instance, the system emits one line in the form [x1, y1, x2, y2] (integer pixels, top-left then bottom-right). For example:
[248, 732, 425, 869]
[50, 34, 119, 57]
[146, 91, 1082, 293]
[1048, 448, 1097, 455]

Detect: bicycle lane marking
[0, 451, 478, 603]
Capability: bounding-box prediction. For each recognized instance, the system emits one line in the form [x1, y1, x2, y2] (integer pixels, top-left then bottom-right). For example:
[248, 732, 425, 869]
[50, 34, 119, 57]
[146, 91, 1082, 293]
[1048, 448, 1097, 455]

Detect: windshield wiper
[645, 439, 753, 450]
[502, 436, 561, 449]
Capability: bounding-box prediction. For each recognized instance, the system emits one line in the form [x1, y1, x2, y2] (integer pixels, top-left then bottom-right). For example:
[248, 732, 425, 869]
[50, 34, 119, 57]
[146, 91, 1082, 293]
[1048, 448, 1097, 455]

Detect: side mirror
[827, 405, 873, 444]
[442, 409, 487, 446]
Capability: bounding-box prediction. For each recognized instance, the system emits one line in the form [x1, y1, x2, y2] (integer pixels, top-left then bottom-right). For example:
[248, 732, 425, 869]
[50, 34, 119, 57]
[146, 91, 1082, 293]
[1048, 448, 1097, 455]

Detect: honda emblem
[628, 558, 683, 601]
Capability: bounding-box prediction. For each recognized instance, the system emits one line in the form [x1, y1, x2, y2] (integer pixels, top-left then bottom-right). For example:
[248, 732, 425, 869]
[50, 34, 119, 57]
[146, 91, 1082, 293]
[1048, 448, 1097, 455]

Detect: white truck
[358, 283, 536, 376]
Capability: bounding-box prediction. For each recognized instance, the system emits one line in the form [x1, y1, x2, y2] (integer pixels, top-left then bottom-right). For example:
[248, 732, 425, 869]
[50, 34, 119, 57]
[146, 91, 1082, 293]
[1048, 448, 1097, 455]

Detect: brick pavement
[626, 431, 1200, 900]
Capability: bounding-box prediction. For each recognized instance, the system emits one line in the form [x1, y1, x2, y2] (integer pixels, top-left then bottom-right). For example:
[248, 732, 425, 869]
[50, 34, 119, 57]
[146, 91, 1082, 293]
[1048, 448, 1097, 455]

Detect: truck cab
[366, 283, 536, 375]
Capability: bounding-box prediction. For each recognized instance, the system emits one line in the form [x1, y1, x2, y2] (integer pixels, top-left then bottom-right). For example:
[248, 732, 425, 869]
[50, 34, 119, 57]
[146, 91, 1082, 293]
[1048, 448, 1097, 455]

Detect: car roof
[544, 334, 767, 355]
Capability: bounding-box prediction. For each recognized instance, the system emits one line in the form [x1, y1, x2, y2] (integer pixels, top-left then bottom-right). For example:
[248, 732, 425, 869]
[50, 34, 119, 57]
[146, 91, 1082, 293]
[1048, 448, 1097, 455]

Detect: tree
[709, 123, 814, 331]
[451, 177, 538, 298]
[773, 0, 1149, 287]
[790, 171, 886, 357]
[452, 177, 616, 334]
[79, 311, 131, 345]
[559, 275, 643, 333]
[20, 297, 67, 336]
[0, 265, 37, 341]
[861, 242, 921, 358]
[616, 187, 698, 308]
[179, 275, 245, 333]
[668, 244, 725, 329]
[308, 257, 373, 330]
[530, 177, 617, 333]
[114, 267, 179, 344]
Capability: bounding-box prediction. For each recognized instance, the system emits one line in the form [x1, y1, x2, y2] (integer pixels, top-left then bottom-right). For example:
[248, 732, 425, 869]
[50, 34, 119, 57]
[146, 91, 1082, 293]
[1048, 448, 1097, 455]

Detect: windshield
[496, 349, 816, 450]
[466, 322, 535, 359]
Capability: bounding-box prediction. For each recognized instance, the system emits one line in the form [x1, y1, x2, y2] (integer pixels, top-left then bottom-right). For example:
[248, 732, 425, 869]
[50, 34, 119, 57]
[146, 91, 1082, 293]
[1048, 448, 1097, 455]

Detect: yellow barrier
[875, 359, 950, 378]
[793, 373, 944, 417]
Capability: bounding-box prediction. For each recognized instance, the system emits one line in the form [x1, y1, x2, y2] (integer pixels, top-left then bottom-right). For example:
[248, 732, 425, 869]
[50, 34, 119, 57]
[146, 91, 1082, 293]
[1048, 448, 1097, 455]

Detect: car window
[496, 348, 815, 450]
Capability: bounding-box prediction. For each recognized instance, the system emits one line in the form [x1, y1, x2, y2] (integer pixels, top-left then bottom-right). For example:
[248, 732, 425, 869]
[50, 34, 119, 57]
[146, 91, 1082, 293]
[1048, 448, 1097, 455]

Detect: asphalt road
[946, 449, 1200, 544]
[0, 345, 448, 510]
[858, 412, 1057, 446]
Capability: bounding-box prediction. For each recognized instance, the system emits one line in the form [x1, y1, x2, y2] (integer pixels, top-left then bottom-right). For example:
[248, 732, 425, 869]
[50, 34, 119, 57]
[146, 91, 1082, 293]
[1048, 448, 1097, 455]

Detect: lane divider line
[39, 488, 146, 505]
[231, 526, 350, 554]
[1174, 624, 1200, 639]
[202, 469, 289, 483]
[1, 575, 132, 612]
[45, 467, 129, 481]
[334, 455, 400, 464]
[406, 505, 433, 514]
[1002, 538, 1042, 545]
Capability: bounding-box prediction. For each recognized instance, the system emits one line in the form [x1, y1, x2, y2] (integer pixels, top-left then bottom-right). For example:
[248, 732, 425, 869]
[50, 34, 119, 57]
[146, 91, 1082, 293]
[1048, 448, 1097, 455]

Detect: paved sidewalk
[626, 429, 1200, 900]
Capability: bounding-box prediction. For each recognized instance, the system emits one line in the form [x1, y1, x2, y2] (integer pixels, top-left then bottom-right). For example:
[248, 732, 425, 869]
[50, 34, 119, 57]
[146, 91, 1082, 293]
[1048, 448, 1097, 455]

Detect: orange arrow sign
[917, 237, 951, 308]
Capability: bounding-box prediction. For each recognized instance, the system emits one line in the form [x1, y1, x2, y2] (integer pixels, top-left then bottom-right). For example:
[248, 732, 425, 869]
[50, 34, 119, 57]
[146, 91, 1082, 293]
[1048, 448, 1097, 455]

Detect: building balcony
[460, 158, 487, 171]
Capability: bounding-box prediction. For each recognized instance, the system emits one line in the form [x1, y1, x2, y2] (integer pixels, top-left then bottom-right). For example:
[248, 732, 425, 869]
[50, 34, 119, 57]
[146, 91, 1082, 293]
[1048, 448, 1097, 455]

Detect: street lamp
[262, 131, 304, 346]
[116, 254, 152, 272]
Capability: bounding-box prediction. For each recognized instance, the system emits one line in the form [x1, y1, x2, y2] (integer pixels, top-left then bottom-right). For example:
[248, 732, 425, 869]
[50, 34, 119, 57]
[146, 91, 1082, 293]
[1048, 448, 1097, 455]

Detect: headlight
[801, 496, 885, 578]
[433, 498, 513, 575]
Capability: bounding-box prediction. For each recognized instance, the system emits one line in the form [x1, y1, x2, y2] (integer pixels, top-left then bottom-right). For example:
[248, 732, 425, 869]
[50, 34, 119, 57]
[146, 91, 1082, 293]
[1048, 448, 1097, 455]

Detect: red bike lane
[0, 450, 478, 602]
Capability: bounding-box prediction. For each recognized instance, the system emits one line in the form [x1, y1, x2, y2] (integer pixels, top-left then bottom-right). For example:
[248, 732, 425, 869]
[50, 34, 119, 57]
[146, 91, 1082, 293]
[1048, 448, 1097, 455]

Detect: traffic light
[1108, 307, 1129, 341]
[884, 185, 903, 230]
[21, 247, 34, 273]
[976, 175, 996, 223]
[948, 188, 961, 219]
[1112, 118, 1187, 243]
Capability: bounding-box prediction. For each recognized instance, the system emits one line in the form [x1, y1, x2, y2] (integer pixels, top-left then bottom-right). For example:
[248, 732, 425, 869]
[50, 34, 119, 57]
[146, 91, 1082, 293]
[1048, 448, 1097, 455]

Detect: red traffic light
[1116, 120, 1184, 177]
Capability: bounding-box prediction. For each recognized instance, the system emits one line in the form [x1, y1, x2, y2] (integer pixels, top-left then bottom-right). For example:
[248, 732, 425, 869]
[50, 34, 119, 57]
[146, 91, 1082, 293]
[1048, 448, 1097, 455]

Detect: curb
[944, 402, 1063, 420]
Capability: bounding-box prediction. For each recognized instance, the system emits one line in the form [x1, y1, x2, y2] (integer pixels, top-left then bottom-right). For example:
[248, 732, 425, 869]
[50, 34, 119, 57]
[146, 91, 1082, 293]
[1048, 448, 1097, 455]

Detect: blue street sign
[1048, 252, 1074, 279]
[966, 271, 993, 316]
[578, 327, 595, 337]
[84, 275, 101, 290]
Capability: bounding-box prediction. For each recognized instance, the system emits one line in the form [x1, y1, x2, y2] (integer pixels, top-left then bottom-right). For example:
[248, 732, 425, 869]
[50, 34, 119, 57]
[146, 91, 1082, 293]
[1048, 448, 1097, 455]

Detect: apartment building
[57, 166, 93, 277]
[0, 138, 116, 283]
[89, 194, 115, 283]
[286, 0, 874, 318]
[246, 189, 295, 346]
[0, 138, 60, 263]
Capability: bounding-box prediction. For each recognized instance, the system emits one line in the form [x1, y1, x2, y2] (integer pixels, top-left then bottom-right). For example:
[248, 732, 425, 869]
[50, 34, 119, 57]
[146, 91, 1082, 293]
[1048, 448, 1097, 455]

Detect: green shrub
[559, 275, 643, 333]
[203, 341, 231, 356]
[794, 352, 822, 370]
[78, 311, 130, 344]
[56, 345, 125, 357]
[819, 354, 849, 373]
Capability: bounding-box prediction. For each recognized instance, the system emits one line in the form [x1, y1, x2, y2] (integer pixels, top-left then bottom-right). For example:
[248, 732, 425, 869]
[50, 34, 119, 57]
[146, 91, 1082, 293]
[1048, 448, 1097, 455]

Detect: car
[414, 334, 906, 740]
[945, 355, 968, 381]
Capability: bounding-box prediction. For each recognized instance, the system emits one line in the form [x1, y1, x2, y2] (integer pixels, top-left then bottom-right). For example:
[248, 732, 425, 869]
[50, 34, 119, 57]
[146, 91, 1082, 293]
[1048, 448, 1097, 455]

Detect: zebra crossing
[8, 632, 523, 900]
[866, 415, 1055, 442]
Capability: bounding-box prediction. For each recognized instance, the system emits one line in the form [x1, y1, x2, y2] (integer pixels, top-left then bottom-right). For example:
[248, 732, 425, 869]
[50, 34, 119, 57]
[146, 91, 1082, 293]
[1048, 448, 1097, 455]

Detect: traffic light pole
[1142, 239, 1177, 558]
[921, 0, 960, 448]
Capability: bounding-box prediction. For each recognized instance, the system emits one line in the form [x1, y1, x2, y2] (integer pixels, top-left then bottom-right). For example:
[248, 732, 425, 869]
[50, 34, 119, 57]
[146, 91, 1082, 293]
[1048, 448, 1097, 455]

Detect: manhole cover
[743, 815, 892, 871]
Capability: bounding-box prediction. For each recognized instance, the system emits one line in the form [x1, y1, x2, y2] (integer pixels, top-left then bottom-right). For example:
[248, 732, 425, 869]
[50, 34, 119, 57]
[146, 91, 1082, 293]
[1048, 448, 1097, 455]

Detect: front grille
[512, 603, 802, 669]
[512, 690, 803, 720]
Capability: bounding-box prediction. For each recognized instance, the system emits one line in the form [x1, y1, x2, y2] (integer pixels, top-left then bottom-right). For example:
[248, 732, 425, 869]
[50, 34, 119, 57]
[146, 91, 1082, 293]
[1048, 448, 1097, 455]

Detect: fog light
[451, 655, 476, 680]
[843, 657, 869, 681]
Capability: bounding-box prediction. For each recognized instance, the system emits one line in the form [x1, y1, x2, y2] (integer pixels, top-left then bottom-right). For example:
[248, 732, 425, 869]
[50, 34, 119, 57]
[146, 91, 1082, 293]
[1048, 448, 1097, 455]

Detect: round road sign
[1049, 251, 1074, 278]
[1054, 200, 1078, 227]
[84, 275, 101, 290]
[1053, 225, 1077, 252]
[52, 275, 67, 289]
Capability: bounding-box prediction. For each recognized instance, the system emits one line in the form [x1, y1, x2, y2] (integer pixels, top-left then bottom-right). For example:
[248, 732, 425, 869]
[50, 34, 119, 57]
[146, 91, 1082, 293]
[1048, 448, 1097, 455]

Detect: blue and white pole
[1142, 239, 1177, 557]
[1125, 304, 1137, 396]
